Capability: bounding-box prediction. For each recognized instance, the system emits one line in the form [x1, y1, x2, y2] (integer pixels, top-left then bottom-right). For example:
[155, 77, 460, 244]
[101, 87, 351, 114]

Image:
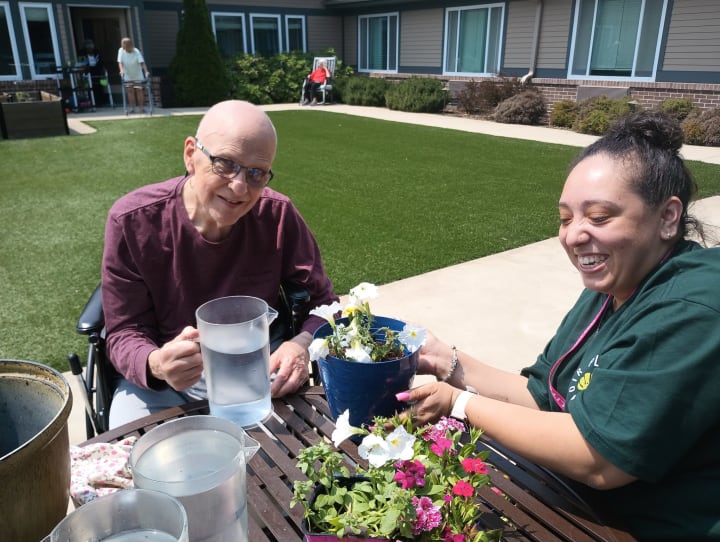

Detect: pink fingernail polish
[395, 391, 411, 402]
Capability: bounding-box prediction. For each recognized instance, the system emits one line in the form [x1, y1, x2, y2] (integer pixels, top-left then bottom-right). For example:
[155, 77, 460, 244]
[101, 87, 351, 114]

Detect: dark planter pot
[314, 316, 418, 429]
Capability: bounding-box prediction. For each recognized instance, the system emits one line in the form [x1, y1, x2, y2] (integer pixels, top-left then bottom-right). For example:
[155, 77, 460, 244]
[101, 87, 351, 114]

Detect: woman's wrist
[440, 345, 459, 382]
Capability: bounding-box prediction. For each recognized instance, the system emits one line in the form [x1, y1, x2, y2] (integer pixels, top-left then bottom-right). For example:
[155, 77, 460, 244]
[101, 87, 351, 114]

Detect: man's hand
[147, 326, 203, 391]
[269, 334, 311, 397]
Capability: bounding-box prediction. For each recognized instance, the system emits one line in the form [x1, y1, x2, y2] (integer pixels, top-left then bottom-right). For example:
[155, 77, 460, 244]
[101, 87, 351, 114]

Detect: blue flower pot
[314, 316, 418, 429]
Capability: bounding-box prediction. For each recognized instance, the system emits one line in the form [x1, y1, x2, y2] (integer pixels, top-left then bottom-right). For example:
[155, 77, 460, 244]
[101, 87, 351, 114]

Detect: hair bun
[609, 110, 684, 154]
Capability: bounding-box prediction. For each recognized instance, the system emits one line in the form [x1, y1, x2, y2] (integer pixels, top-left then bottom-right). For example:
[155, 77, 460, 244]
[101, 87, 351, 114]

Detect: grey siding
[536, 0, 572, 70]
[144, 10, 180, 70]
[663, 0, 720, 72]
[400, 8, 443, 68]
[504, 0, 535, 69]
[343, 15, 357, 67]
[307, 15, 343, 54]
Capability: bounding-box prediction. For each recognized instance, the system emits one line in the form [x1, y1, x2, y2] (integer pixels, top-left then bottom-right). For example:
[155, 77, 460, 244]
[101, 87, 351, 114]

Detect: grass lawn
[2, 109, 720, 373]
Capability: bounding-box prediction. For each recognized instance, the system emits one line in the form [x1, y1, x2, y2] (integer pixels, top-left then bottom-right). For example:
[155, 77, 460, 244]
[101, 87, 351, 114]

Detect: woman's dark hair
[571, 110, 702, 241]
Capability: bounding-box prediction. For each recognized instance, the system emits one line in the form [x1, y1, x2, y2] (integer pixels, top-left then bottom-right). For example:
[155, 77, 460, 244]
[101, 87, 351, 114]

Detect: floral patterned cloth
[69, 436, 136, 507]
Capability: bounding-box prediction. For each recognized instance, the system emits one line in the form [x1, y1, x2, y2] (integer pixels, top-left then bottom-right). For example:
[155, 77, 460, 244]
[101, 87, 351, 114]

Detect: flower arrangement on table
[291, 410, 502, 542]
[308, 282, 426, 363]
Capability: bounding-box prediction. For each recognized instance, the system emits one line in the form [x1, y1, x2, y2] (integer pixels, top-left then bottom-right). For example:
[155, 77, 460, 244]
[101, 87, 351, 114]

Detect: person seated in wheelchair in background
[102, 100, 339, 428]
[301, 60, 330, 106]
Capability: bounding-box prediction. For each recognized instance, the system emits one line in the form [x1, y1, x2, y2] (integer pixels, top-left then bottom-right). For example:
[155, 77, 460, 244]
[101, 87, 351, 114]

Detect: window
[19, 2, 60, 78]
[444, 4, 504, 75]
[212, 13, 246, 57]
[358, 13, 398, 73]
[569, 0, 668, 80]
[0, 2, 20, 79]
[250, 14, 281, 56]
[285, 15, 305, 52]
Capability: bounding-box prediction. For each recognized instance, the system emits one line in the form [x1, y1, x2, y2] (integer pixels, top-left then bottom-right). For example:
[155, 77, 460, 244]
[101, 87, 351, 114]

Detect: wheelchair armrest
[283, 282, 311, 310]
[76, 284, 105, 335]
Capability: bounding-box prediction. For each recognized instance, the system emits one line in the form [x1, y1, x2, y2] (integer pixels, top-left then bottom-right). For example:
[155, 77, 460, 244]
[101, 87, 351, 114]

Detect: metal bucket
[0, 359, 73, 542]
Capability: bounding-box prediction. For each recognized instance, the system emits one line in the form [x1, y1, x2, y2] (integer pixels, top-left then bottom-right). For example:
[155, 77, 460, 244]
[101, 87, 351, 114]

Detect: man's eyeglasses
[195, 139, 274, 188]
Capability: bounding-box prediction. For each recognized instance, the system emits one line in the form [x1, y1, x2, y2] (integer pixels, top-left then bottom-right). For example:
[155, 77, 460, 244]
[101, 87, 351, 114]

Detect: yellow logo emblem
[578, 372, 592, 391]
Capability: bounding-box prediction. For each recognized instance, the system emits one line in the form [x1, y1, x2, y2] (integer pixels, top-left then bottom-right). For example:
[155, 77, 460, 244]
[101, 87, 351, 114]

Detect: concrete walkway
[63, 104, 720, 445]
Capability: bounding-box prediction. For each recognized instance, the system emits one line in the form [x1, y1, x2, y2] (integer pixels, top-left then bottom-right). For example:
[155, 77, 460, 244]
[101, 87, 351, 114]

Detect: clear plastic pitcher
[44, 489, 189, 541]
[129, 416, 260, 542]
[196, 296, 278, 427]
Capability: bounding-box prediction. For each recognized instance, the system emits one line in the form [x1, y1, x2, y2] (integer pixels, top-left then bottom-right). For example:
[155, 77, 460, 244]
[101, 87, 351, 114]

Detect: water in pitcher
[202, 328, 272, 427]
[102, 530, 180, 542]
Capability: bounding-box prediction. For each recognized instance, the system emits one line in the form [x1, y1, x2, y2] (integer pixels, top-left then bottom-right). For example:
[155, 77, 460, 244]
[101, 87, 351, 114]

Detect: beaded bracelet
[443, 345, 458, 382]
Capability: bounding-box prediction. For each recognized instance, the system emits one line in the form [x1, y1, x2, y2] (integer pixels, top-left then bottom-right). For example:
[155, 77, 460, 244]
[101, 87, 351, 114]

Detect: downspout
[521, 0, 543, 85]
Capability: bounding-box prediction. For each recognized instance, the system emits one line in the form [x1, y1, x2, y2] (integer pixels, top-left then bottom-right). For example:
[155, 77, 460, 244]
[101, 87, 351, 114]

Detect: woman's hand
[416, 330, 453, 380]
[269, 339, 310, 397]
[397, 381, 459, 427]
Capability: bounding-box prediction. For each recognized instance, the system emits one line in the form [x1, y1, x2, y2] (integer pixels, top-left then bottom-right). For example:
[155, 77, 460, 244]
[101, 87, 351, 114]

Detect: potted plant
[308, 283, 426, 428]
[291, 410, 503, 542]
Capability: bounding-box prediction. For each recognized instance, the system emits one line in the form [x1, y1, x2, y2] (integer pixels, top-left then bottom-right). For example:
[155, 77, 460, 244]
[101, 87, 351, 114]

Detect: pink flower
[412, 496, 442, 534]
[430, 437, 454, 457]
[442, 527, 466, 542]
[393, 459, 426, 489]
[461, 457, 489, 474]
[452, 479, 474, 497]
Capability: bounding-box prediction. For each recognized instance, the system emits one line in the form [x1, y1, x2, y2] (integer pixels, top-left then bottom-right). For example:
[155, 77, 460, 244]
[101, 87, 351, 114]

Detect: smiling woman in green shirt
[399, 110, 720, 541]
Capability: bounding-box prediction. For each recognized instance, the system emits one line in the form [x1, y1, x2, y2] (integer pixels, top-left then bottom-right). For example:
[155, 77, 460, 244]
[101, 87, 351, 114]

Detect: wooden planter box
[0, 91, 69, 139]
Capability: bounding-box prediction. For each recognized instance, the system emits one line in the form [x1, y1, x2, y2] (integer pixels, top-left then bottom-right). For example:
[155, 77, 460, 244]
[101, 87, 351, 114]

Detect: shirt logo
[568, 354, 599, 402]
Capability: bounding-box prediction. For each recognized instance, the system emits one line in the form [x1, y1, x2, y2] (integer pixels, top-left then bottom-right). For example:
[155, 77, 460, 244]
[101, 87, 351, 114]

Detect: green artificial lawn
[2, 110, 720, 372]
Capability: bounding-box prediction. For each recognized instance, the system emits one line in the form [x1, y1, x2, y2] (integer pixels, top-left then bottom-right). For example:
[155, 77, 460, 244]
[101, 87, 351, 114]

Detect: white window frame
[0, 1, 21, 80]
[211, 12, 247, 57]
[442, 3, 505, 77]
[249, 13, 282, 56]
[567, 0, 668, 82]
[357, 12, 399, 74]
[19, 2, 61, 79]
[285, 15, 306, 52]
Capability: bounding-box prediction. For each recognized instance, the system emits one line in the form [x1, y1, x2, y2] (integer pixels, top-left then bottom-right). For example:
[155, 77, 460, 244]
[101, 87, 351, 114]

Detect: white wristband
[450, 390, 474, 420]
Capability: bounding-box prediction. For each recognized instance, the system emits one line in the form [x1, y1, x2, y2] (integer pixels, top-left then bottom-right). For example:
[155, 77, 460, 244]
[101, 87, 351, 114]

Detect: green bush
[573, 96, 633, 134]
[385, 77, 447, 113]
[550, 100, 577, 128]
[168, 0, 230, 106]
[493, 90, 546, 125]
[658, 97, 695, 122]
[681, 116, 706, 145]
[226, 52, 311, 104]
[576, 109, 611, 135]
[339, 76, 390, 106]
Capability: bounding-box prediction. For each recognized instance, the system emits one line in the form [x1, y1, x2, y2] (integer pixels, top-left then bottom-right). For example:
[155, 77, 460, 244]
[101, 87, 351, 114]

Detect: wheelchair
[67, 283, 310, 439]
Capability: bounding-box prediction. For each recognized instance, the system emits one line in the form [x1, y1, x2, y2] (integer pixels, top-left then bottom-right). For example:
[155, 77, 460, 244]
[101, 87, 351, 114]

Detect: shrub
[384, 77, 447, 113]
[339, 77, 390, 106]
[455, 78, 522, 116]
[573, 96, 633, 134]
[226, 52, 312, 105]
[492, 90, 546, 125]
[658, 97, 695, 122]
[168, 0, 230, 106]
[575, 109, 610, 135]
[550, 100, 577, 128]
[681, 108, 720, 146]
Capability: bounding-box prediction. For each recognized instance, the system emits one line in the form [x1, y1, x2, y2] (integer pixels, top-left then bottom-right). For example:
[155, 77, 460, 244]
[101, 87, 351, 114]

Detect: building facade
[2, 0, 719, 111]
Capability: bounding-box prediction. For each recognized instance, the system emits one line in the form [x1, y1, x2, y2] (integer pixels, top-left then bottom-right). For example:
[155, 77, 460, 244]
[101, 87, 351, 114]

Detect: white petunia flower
[345, 344, 372, 363]
[309, 301, 344, 322]
[308, 338, 329, 361]
[398, 324, 426, 353]
[331, 410, 365, 447]
[348, 282, 378, 304]
[358, 433, 391, 467]
[384, 426, 416, 461]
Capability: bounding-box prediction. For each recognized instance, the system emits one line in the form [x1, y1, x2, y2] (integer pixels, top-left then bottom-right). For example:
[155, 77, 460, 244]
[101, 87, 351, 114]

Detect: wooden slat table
[82, 386, 637, 542]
